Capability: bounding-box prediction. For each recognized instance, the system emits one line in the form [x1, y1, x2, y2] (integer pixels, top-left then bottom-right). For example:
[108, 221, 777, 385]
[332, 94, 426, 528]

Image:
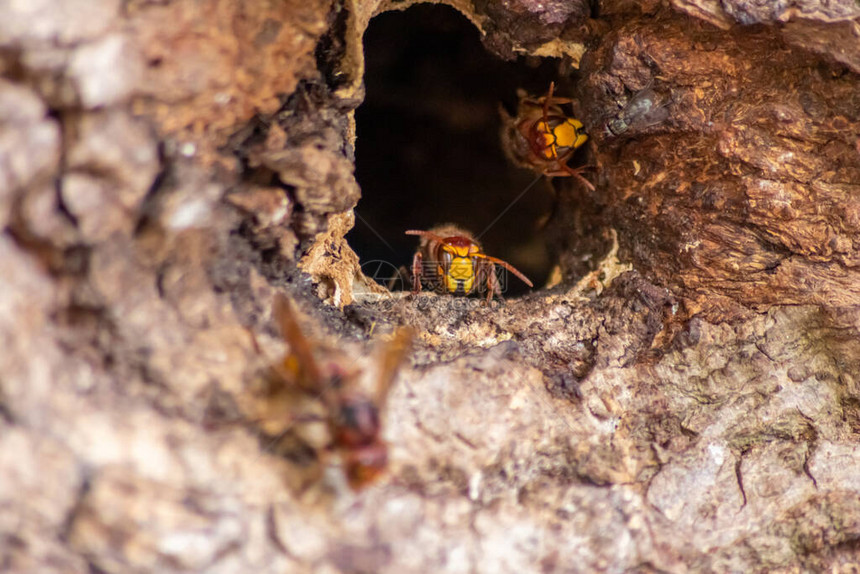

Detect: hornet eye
[441, 251, 452, 267]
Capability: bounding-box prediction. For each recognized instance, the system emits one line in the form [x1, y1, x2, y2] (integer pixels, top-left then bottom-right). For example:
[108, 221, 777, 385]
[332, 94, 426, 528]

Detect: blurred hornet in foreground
[269, 293, 412, 490]
[406, 224, 533, 302]
[500, 82, 594, 191]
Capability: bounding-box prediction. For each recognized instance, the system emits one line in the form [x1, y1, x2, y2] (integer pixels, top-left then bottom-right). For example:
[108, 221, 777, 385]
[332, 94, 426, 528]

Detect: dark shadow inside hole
[348, 4, 578, 296]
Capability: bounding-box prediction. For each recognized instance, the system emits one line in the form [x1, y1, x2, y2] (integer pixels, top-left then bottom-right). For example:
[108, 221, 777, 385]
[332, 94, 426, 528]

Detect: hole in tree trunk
[348, 4, 585, 297]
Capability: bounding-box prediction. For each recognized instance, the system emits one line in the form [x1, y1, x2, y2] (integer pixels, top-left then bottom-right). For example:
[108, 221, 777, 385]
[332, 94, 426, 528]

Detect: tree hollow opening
[348, 4, 585, 297]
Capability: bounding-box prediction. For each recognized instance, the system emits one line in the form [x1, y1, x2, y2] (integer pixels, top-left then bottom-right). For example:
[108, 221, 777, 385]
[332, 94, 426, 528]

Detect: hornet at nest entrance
[406, 224, 533, 302]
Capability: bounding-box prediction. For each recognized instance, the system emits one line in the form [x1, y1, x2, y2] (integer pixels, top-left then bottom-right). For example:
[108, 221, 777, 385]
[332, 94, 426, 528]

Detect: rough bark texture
[576, 11, 860, 320]
[1, 1, 859, 573]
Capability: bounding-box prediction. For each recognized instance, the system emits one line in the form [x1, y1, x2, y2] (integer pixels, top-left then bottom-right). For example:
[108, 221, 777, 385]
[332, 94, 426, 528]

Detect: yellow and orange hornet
[406, 224, 533, 302]
[500, 82, 593, 190]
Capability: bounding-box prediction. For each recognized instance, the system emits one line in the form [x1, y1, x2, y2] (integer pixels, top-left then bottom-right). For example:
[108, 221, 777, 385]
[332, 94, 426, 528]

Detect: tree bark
[1, 0, 859, 573]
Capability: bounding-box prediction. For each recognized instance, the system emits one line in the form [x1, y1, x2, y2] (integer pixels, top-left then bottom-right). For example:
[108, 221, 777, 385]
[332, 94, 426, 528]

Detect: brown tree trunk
[1, 0, 859, 572]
